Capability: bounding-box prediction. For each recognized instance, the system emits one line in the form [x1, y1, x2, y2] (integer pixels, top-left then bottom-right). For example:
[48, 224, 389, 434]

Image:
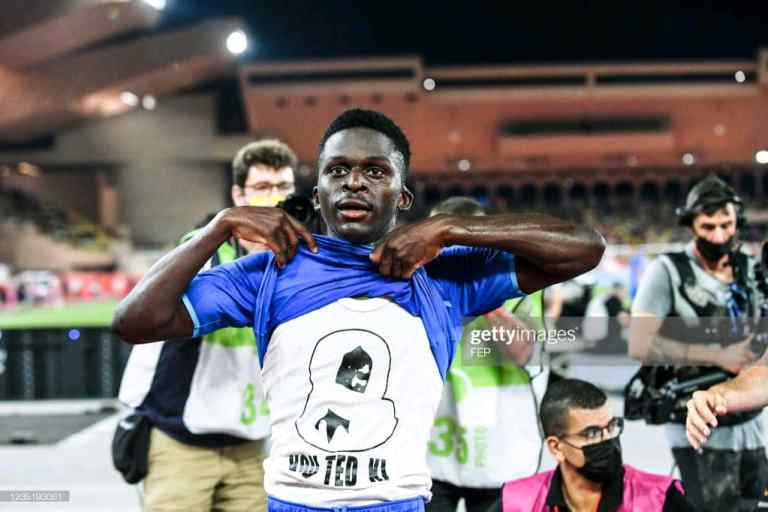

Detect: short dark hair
[430, 196, 485, 216]
[540, 379, 607, 437]
[232, 139, 298, 187]
[319, 109, 411, 182]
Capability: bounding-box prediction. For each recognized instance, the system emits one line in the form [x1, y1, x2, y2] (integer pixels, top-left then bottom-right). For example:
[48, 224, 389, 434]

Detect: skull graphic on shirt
[295, 329, 398, 452]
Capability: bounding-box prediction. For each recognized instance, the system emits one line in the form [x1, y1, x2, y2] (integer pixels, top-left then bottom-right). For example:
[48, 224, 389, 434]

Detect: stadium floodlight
[734, 70, 746, 83]
[142, 95, 157, 110]
[681, 153, 695, 166]
[226, 30, 248, 55]
[458, 159, 471, 172]
[120, 91, 139, 107]
[756, 150, 768, 165]
[422, 78, 436, 91]
[142, 0, 166, 10]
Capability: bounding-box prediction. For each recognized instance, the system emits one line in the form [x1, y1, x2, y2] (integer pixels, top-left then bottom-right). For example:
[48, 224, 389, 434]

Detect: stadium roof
[0, 0, 246, 142]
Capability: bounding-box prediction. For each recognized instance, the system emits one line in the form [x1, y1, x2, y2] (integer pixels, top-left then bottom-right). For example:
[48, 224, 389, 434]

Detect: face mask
[696, 236, 733, 262]
[576, 437, 623, 484]
[248, 195, 286, 207]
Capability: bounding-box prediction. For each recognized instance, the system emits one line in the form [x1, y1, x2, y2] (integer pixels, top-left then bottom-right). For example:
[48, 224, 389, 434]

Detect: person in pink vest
[490, 379, 695, 512]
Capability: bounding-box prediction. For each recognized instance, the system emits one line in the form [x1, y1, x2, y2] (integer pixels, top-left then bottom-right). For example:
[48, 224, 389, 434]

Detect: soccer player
[113, 109, 605, 512]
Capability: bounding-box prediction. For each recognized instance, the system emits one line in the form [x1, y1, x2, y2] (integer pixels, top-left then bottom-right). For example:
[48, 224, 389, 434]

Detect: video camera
[277, 194, 323, 234]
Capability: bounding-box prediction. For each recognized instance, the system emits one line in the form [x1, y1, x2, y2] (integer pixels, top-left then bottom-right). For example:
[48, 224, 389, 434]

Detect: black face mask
[696, 236, 734, 262]
[576, 437, 623, 484]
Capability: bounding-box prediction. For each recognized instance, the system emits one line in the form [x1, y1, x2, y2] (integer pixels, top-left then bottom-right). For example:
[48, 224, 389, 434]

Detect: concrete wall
[2, 170, 101, 220]
[1, 94, 255, 246]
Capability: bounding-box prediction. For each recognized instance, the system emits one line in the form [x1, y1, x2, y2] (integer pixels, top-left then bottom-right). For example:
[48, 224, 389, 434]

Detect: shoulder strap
[731, 251, 750, 286]
[665, 251, 695, 288]
[660, 253, 685, 316]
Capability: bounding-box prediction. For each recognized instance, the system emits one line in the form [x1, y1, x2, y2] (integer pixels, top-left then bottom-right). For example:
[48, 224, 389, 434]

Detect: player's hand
[713, 337, 756, 374]
[369, 216, 448, 279]
[218, 206, 317, 268]
[686, 389, 728, 450]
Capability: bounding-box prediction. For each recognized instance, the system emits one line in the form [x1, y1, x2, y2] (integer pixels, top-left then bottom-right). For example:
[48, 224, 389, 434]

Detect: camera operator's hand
[686, 388, 728, 450]
[220, 206, 317, 268]
[485, 307, 536, 366]
[712, 336, 757, 374]
[370, 216, 447, 279]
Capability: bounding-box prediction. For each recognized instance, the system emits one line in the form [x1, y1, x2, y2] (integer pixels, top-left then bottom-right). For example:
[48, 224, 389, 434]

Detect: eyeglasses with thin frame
[243, 182, 295, 195]
[557, 417, 624, 447]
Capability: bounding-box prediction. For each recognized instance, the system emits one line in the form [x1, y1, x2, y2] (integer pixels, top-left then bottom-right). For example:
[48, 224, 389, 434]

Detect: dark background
[159, 1, 768, 64]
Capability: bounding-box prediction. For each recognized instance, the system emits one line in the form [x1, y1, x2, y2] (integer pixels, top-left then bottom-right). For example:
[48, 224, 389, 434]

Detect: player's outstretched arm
[370, 213, 604, 292]
[112, 207, 316, 344]
[687, 365, 768, 449]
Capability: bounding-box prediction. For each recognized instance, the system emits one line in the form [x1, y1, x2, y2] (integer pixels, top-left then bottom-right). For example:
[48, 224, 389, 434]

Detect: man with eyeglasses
[230, 140, 299, 250]
[490, 379, 695, 511]
[117, 139, 298, 512]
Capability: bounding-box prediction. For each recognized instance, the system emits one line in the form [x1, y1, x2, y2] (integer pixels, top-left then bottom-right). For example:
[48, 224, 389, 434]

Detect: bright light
[142, 95, 157, 110]
[458, 159, 471, 172]
[735, 70, 746, 83]
[756, 150, 768, 165]
[67, 329, 81, 342]
[120, 91, 139, 107]
[17, 162, 41, 177]
[142, 0, 166, 10]
[422, 78, 436, 91]
[226, 30, 248, 55]
[682, 153, 695, 166]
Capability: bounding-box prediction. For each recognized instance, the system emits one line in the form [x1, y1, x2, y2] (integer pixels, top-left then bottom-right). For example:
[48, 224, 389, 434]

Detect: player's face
[314, 127, 413, 245]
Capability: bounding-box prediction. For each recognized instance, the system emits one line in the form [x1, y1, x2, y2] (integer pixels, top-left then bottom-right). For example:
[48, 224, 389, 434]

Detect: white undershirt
[261, 297, 444, 506]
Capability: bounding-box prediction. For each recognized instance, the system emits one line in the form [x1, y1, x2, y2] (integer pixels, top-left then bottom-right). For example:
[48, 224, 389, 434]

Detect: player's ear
[398, 186, 414, 211]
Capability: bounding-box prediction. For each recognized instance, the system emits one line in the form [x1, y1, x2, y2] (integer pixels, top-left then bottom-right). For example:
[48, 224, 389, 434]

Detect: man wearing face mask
[490, 379, 694, 511]
[117, 140, 298, 512]
[628, 173, 768, 511]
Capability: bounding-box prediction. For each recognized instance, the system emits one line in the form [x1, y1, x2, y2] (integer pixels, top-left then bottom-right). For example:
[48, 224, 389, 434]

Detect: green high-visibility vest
[449, 289, 544, 402]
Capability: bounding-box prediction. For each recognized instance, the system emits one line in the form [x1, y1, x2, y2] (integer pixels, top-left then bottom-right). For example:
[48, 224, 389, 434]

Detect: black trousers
[426, 479, 499, 512]
[672, 446, 768, 512]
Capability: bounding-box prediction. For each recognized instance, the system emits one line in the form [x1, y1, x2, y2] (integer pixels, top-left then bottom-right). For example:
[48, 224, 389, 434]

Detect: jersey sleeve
[182, 252, 269, 337]
[426, 246, 525, 318]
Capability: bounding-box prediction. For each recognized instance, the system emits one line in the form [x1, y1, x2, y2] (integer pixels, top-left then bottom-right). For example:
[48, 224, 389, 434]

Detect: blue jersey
[183, 234, 524, 379]
[182, 234, 524, 504]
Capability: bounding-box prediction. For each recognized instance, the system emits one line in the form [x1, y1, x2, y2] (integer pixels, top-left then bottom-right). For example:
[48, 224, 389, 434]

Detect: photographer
[117, 140, 302, 512]
[628, 174, 768, 511]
